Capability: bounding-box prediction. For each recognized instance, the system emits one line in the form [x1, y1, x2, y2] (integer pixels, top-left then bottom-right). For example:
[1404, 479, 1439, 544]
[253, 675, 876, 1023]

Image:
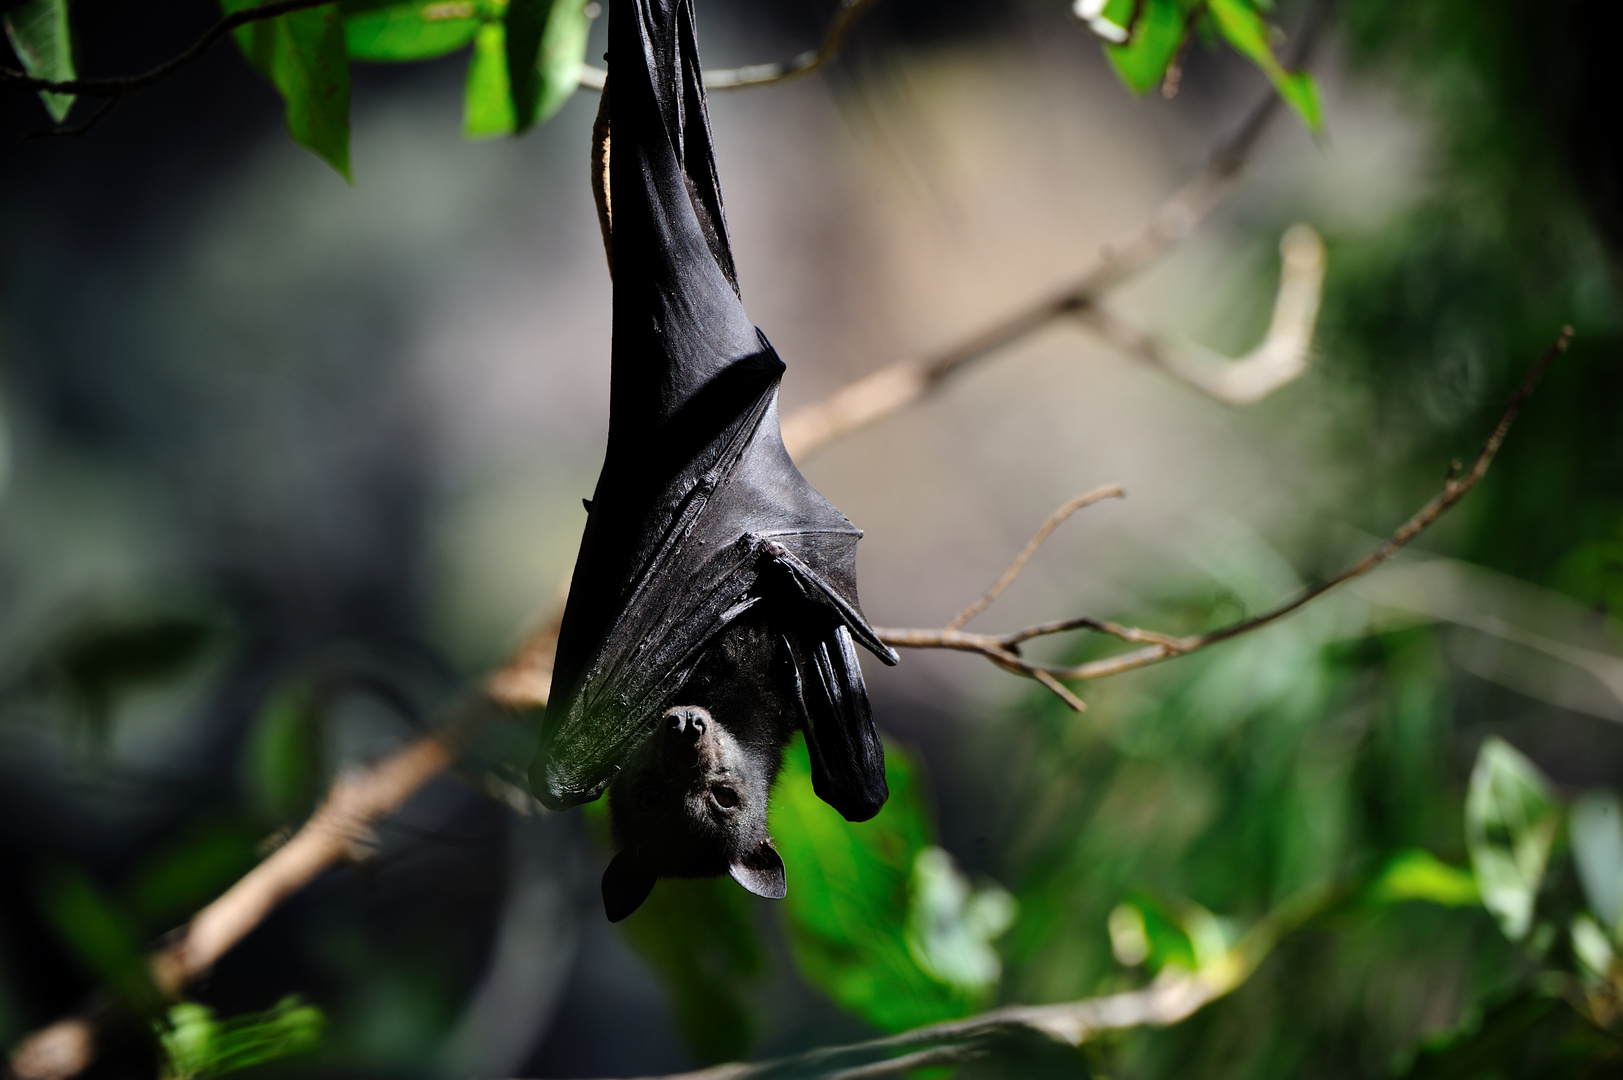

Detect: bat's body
[529, 0, 896, 921]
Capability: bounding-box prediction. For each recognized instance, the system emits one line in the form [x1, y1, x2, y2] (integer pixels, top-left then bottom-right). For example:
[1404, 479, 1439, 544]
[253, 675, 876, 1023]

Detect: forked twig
[945, 484, 1125, 631]
[875, 329, 1575, 709]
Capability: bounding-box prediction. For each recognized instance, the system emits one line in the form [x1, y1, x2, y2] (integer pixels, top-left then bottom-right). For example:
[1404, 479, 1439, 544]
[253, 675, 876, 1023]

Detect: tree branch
[874, 328, 1574, 709]
[576, 0, 880, 93]
[945, 484, 1126, 631]
[1, 0, 334, 96]
[778, 85, 1284, 459]
[1071, 224, 1326, 405]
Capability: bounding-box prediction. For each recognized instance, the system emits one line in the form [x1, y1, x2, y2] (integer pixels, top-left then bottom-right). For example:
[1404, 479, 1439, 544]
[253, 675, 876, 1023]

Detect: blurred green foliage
[157, 998, 325, 1080]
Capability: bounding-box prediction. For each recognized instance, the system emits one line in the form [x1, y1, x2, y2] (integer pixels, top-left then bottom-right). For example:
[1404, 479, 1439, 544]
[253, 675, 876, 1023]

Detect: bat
[528, 0, 898, 922]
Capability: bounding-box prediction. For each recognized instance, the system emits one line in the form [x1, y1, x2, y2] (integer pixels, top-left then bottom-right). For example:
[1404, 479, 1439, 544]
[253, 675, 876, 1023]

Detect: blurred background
[2, 0, 1622, 1076]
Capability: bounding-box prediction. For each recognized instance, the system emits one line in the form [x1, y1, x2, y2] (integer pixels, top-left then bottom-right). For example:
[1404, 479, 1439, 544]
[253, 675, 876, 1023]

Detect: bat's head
[601, 704, 787, 921]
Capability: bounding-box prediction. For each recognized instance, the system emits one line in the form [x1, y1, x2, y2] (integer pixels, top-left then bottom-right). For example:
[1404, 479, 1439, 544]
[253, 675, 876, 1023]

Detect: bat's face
[602, 703, 788, 921]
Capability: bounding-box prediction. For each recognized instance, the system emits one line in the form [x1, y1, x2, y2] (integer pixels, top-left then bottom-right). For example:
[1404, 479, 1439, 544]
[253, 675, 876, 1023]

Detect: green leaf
[125, 820, 261, 927]
[158, 997, 325, 1080]
[615, 877, 764, 1062]
[3, 0, 75, 122]
[463, 20, 514, 137]
[1105, 0, 1187, 94]
[36, 866, 162, 1015]
[1570, 790, 1623, 935]
[533, 0, 589, 125]
[904, 847, 1017, 995]
[770, 735, 991, 1031]
[1108, 894, 1198, 973]
[504, 0, 547, 132]
[1366, 849, 1481, 908]
[223, 0, 353, 179]
[1205, 0, 1321, 129]
[1465, 737, 1559, 941]
[30, 611, 219, 753]
[241, 679, 324, 824]
[342, 0, 480, 61]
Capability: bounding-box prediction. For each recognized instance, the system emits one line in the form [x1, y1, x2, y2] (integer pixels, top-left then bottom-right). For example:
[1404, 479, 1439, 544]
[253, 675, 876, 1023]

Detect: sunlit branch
[1071, 224, 1326, 405]
[778, 87, 1286, 459]
[874, 329, 1574, 710]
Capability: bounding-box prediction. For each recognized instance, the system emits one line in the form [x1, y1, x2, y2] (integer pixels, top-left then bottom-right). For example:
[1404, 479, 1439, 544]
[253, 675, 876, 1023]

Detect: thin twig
[1, 0, 334, 96]
[874, 329, 1574, 707]
[577, 0, 880, 92]
[21, 95, 120, 140]
[946, 484, 1125, 631]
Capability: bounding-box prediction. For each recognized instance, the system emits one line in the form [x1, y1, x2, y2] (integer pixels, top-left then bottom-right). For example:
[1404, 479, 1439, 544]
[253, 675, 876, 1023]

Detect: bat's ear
[729, 840, 787, 900]
[602, 849, 658, 922]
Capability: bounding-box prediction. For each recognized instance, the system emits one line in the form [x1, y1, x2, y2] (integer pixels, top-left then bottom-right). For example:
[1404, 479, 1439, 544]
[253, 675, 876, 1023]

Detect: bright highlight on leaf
[3, 0, 75, 123]
[1571, 790, 1623, 936]
[157, 997, 324, 1080]
[1083, 0, 1322, 130]
[1466, 737, 1559, 942]
[904, 847, 1017, 994]
[1367, 849, 1481, 908]
[343, 0, 481, 60]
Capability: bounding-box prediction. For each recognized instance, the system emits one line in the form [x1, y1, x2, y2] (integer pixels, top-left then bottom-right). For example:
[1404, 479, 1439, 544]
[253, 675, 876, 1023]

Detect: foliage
[2, 0, 73, 121]
[1078, 0, 1320, 128]
[156, 998, 325, 1080]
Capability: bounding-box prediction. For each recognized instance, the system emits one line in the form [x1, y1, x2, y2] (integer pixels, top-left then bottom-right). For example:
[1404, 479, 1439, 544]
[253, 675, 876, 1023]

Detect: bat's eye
[637, 787, 662, 810]
[710, 785, 739, 810]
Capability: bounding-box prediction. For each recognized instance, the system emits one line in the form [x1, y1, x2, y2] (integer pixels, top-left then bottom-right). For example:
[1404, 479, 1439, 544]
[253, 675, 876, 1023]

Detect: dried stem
[875, 329, 1574, 709]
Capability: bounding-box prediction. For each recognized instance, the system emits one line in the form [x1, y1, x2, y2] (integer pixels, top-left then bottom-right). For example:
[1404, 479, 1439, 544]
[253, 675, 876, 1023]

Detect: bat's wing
[533, 362, 897, 810]
[529, 0, 895, 813]
[784, 623, 889, 823]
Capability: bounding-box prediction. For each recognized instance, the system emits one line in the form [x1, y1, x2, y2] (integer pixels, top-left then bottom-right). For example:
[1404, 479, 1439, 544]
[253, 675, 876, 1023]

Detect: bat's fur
[602, 608, 795, 921]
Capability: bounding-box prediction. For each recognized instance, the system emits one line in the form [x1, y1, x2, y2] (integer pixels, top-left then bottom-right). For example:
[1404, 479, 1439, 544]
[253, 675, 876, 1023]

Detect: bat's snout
[663, 705, 711, 740]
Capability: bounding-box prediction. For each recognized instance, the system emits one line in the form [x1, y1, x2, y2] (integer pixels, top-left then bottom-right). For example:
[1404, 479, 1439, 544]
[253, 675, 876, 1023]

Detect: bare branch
[1071, 224, 1326, 405]
[778, 89, 1281, 459]
[577, 0, 880, 93]
[1, 0, 334, 96]
[875, 329, 1575, 706]
[946, 485, 1126, 631]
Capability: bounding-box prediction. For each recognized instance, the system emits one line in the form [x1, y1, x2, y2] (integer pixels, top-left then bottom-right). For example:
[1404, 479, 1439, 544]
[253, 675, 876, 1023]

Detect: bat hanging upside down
[528, 0, 897, 922]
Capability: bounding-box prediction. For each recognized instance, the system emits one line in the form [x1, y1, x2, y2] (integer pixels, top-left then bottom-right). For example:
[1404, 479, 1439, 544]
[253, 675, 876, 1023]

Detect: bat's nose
[664, 706, 710, 740]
